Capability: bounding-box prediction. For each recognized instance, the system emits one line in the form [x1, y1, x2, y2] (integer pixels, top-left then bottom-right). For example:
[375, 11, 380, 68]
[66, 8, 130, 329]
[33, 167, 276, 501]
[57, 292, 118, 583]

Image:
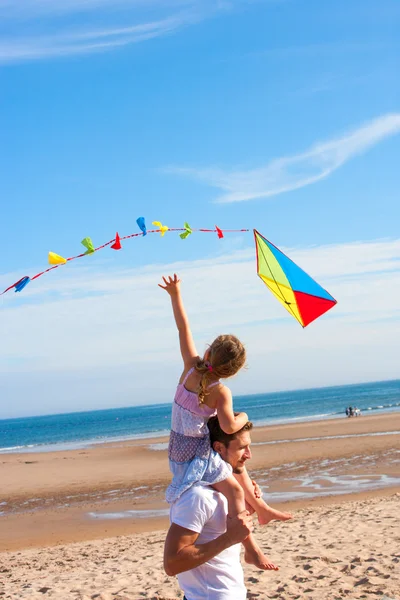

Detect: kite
[1, 218, 337, 327]
[254, 229, 337, 327]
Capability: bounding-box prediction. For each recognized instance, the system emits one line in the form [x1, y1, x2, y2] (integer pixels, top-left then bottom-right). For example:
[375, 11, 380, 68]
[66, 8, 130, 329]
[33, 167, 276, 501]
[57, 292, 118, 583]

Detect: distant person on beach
[164, 415, 281, 599]
[159, 273, 291, 574]
[346, 406, 361, 417]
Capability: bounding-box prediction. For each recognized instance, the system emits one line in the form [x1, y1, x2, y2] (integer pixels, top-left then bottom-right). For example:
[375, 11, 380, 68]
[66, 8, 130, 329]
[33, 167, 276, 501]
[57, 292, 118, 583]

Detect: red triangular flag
[111, 232, 122, 250]
[215, 226, 224, 239]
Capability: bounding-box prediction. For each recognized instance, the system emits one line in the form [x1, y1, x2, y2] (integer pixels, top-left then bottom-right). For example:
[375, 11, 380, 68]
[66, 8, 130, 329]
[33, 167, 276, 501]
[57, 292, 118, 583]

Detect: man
[164, 417, 275, 600]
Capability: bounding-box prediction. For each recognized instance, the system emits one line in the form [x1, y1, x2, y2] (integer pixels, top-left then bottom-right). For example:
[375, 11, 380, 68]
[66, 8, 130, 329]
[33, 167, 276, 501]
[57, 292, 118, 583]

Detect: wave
[0, 444, 35, 453]
[364, 402, 400, 411]
[253, 431, 400, 446]
[252, 412, 337, 427]
[0, 430, 171, 454]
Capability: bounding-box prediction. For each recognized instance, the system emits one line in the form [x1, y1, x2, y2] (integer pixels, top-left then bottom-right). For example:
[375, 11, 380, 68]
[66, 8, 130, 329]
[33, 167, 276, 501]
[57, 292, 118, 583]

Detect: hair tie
[206, 363, 213, 373]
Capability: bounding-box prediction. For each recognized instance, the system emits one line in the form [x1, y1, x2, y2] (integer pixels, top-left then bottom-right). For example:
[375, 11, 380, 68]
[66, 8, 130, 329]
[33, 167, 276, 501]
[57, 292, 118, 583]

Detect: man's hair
[208, 414, 253, 447]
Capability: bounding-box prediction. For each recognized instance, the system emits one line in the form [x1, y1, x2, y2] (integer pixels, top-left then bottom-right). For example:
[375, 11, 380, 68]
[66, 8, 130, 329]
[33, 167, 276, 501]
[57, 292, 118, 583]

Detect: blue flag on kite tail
[136, 217, 147, 236]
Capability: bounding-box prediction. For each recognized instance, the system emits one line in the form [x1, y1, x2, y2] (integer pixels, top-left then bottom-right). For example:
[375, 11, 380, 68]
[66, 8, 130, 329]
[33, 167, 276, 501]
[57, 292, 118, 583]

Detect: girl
[160, 274, 291, 571]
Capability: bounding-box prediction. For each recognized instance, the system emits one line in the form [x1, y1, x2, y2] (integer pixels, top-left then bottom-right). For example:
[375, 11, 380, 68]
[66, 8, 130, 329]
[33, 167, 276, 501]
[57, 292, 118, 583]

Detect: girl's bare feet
[244, 547, 279, 571]
[258, 506, 292, 525]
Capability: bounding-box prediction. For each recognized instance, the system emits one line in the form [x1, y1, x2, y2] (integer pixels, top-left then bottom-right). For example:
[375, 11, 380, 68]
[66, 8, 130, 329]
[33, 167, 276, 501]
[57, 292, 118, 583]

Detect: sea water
[1, 379, 399, 454]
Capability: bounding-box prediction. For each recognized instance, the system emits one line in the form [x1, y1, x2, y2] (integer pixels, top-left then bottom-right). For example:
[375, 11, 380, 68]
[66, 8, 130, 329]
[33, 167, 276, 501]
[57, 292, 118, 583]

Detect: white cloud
[0, 15, 195, 63]
[0, 0, 237, 63]
[1, 236, 399, 417]
[165, 113, 400, 203]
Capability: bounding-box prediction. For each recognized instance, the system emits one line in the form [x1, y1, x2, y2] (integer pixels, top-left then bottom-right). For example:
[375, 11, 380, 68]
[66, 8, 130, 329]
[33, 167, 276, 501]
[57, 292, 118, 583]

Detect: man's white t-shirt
[170, 485, 247, 600]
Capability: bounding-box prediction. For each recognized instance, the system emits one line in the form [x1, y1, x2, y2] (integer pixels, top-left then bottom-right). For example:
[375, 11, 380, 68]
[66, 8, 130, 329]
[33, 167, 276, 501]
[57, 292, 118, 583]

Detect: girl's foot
[258, 506, 292, 525]
[244, 547, 279, 571]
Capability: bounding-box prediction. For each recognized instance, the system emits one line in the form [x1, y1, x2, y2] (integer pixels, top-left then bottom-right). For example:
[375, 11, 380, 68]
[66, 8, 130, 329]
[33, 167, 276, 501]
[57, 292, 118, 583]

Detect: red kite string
[2, 225, 249, 296]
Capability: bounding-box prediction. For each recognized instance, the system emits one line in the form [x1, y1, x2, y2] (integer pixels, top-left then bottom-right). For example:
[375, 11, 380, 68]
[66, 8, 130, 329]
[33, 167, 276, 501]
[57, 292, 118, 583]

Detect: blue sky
[1, 0, 399, 418]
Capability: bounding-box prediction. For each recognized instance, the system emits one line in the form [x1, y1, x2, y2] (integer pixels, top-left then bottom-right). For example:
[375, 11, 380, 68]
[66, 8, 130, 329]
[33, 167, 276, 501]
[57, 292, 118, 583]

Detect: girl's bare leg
[213, 476, 278, 571]
[233, 466, 292, 525]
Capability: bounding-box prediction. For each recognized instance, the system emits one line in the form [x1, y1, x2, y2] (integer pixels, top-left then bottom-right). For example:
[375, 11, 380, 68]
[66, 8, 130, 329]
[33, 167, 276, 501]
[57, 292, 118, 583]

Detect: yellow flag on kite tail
[48, 252, 67, 265]
[152, 221, 169, 236]
[254, 230, 337, 327]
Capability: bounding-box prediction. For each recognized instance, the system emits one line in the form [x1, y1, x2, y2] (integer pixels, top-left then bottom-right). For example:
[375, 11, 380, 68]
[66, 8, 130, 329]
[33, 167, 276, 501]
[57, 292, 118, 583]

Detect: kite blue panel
[264, 238, 335, 301]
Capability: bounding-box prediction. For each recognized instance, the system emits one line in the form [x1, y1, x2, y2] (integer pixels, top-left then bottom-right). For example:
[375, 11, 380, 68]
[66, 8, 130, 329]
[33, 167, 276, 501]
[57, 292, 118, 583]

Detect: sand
[1, 413, 400, 598]
[1, 493, 399, 599]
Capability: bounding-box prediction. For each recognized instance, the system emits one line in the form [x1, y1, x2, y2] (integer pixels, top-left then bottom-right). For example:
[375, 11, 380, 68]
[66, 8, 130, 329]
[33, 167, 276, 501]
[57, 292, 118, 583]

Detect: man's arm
[164, 510, 253, 576]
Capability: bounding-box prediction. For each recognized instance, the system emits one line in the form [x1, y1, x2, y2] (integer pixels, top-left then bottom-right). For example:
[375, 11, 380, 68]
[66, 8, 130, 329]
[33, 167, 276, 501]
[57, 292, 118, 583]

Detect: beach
[1, 413, 399, 598]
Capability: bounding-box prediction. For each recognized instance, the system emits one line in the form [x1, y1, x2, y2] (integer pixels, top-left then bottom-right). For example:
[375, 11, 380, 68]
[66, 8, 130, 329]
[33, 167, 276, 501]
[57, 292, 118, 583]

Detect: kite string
[3, 226, 250, 293]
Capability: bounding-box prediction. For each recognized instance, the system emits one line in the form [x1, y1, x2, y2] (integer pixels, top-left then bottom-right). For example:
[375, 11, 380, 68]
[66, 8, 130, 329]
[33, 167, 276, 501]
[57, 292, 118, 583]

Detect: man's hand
[225, 510, 253, 545]
[158, 274, 181, 296]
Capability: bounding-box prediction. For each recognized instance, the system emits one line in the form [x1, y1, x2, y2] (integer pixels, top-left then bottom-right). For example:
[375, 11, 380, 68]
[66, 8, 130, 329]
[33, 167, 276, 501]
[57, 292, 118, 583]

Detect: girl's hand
[245, 501, 256, 515]
[158, 274, 181, 296]
[252, 479, 262, 499]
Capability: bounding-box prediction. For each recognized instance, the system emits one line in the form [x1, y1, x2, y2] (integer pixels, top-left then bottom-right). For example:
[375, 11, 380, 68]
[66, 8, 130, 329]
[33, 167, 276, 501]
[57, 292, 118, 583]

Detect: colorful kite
[254, 229, 337, 327]
[1, 219, 337, 327]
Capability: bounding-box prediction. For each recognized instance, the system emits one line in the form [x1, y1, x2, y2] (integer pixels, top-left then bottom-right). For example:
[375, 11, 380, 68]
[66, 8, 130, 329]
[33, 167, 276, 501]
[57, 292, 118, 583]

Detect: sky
[0, 0, 399, 418]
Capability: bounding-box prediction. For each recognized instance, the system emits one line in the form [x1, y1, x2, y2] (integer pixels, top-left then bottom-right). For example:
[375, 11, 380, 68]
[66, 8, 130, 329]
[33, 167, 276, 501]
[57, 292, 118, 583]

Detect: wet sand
[1, 413, 399, 552]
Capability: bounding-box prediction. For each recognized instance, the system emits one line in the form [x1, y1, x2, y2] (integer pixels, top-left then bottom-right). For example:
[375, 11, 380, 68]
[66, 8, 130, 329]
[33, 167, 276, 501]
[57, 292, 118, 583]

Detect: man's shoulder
[170, 486, 224, 533]
[174, 485, 220, 509]
[171, 485, 226, 524]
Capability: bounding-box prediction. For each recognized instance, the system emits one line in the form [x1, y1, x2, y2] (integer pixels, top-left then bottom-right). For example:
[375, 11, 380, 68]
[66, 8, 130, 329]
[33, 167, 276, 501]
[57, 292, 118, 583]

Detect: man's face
[216, 430, 252, 474]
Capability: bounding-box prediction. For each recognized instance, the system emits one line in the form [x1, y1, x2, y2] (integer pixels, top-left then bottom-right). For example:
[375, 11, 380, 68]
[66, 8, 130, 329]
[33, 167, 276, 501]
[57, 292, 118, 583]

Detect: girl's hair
[195, 334, 246, 404]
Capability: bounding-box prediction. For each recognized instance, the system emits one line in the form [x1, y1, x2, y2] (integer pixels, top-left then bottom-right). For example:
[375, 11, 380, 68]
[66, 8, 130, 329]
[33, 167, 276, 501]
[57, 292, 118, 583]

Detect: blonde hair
[195, 334, 246, 404]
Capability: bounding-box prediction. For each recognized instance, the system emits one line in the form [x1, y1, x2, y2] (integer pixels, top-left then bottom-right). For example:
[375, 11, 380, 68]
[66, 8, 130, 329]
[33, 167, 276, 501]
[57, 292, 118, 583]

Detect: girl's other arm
[216, 387, 248, 435]
[159, 274, 198, 368]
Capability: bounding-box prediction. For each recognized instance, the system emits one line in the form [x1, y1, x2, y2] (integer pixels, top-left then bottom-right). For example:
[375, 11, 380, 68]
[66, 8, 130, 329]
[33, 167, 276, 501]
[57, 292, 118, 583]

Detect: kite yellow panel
[255, 234, 291, 288]
[259, 275, 304, 325]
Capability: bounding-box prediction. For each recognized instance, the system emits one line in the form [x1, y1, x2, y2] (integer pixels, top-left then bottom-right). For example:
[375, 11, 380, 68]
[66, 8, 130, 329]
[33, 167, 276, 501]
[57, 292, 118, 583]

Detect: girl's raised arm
[159, 274, 198, 368]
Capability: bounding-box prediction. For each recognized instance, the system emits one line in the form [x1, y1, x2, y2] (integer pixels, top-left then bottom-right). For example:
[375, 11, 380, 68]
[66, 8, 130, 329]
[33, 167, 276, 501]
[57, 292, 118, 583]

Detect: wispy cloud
[1, 236, 400, 416]
[0, 0, 193, 19]
[0, 15, 196, 63]
[0, 0, 237, 63]
[165, 113, 400, 203]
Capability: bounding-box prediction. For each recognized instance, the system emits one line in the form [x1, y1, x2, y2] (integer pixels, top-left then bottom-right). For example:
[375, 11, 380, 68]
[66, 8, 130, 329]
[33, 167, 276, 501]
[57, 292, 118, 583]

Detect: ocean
[1, 379, 399, 454]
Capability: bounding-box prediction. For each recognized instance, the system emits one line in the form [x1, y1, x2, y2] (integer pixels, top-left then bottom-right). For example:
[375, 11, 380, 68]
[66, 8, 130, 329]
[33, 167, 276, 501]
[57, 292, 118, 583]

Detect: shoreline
[1, 412, 399, 552]
[2, 407, 400, 455]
